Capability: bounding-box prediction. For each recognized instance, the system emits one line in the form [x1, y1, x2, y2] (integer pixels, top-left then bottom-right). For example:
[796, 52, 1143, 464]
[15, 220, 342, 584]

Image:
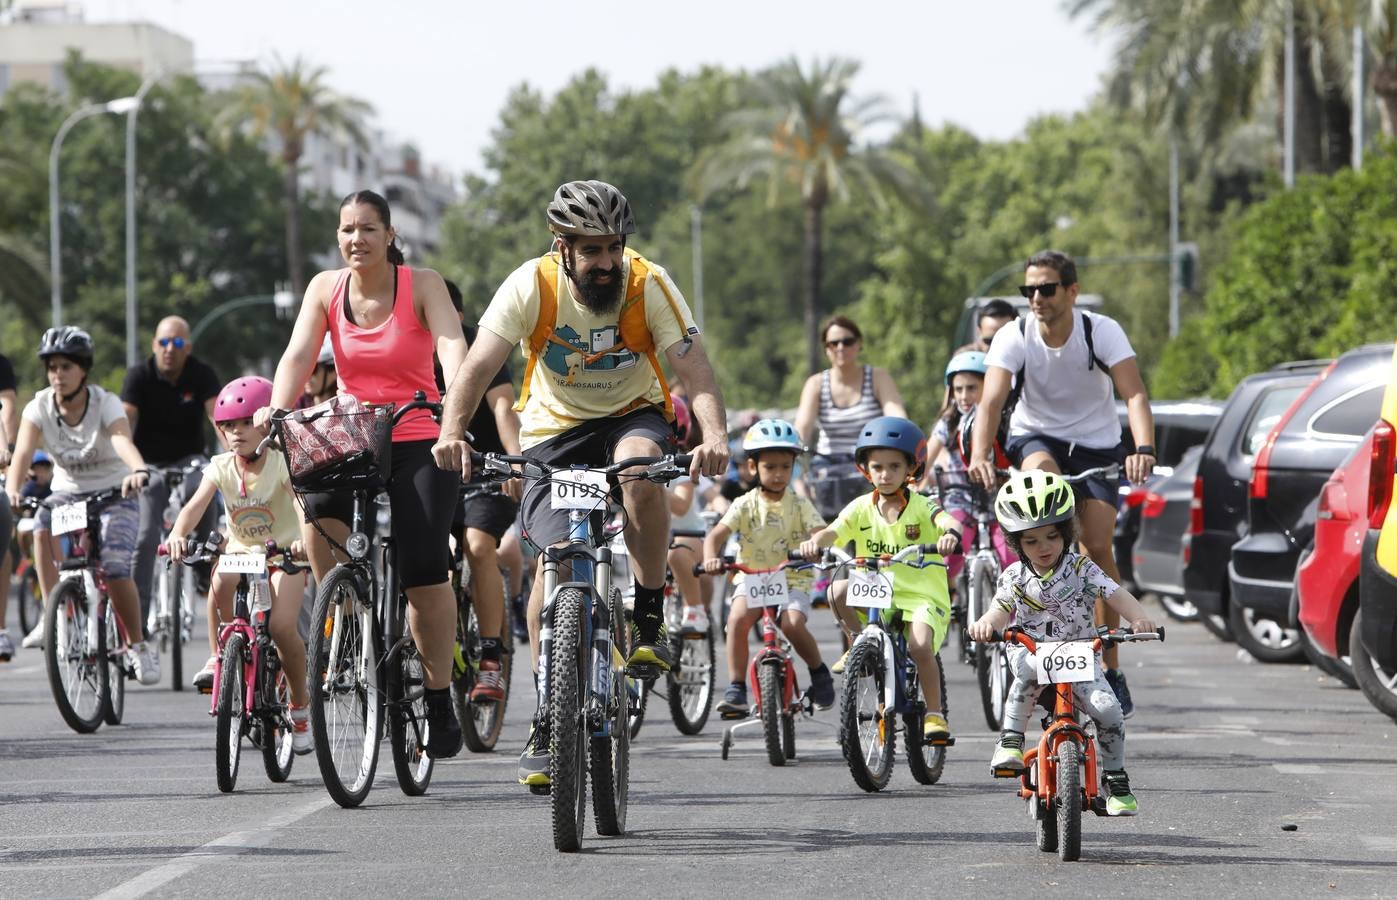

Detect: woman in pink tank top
[262, 189, 468, 759]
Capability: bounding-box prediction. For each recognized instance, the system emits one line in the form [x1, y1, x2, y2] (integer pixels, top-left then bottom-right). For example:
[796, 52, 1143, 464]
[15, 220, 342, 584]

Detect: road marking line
[92, 795, 329, 899]
[1272, 763, 1323, 775]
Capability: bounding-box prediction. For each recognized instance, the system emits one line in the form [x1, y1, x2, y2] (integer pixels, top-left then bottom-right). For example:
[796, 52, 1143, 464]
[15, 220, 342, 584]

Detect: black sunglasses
[1018, 282, 1063, 299]
[825, 337, 858, 349]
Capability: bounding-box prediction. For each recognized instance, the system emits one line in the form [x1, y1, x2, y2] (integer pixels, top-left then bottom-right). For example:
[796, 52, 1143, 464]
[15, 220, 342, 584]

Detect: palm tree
[218, 56, 372, 294]
[693, 57, 922, 374]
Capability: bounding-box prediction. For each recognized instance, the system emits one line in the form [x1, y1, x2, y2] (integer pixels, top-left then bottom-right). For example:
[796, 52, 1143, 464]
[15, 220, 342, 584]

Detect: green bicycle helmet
[994, 469, 1075, 534]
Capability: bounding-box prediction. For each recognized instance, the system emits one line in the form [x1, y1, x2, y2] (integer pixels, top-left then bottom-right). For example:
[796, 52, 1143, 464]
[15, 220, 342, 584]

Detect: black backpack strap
[1081, 312, 1110, 372]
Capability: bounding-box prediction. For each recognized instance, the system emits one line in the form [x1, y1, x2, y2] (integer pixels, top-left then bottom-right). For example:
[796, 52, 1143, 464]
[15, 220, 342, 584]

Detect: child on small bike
[800, 416, 962, 739]
[702, 419, 833, 715]
[164, 377, 312, 753]
[967, 469, 1155, 816]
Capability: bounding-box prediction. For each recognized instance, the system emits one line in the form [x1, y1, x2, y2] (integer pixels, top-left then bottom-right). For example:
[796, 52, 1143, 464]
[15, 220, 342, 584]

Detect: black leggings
[301, 439, 460, 589]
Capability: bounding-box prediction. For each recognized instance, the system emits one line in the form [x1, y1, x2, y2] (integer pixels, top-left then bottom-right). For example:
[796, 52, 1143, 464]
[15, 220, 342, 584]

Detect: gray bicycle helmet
[546, 180, 636, 237]
[38, 326, 94, 369]
[994, 469, 1075, 533]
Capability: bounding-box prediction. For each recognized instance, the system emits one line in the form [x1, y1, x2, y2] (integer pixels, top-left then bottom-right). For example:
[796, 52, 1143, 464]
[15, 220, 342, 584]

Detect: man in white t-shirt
[967, 250, 1156, 715]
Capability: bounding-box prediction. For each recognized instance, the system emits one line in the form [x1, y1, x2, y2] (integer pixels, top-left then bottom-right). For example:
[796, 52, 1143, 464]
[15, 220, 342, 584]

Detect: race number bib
[846, 568, 894, 609]
[551, 470, 609, 510]
[52, 501, 88, 536]
[743, 570, 789, 608]
[1034, 641, 1095, 684]
[217, 553, 268, 575]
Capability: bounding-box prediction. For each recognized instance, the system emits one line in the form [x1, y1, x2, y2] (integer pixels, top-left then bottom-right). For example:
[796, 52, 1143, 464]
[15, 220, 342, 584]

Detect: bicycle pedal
[719, 709, 748, 721]
[927, 736, 956, 747]
[197, 685, 213, 696]
[626, 663, 663, 680]
[528, 783, 551, 796]
[992, 765, 1024, 779]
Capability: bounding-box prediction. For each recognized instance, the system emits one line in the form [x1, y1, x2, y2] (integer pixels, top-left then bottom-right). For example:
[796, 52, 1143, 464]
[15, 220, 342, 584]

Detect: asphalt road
[1, 597, 1394, 899]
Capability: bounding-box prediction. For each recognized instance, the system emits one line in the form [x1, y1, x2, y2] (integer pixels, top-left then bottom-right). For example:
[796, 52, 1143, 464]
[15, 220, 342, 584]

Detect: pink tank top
[327, 266, 440, 442]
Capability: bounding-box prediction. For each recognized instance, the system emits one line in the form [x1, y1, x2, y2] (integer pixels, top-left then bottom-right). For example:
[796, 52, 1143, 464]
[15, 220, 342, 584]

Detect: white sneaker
[290, 705, 313, 755]
[0, 632, 13, 661]
[680, 605, 710, 634]
[21, 623, 45, 649]
[132, 641, 161, 686]
[192, 656, 217, 692]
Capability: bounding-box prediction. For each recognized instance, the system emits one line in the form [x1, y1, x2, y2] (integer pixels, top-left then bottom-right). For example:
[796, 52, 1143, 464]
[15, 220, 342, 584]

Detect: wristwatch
[1134, 444, 1156, 457]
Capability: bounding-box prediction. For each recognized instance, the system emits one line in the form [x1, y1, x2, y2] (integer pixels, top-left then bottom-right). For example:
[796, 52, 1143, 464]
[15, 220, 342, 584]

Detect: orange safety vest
[515, 247, 689, 421]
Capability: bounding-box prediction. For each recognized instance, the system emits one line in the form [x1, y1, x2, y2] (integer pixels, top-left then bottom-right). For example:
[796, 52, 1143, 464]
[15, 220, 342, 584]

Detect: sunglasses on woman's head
[825, 337, 858, 349]
[1017, 282, 1062, 299]
[157, 336, 187, 349]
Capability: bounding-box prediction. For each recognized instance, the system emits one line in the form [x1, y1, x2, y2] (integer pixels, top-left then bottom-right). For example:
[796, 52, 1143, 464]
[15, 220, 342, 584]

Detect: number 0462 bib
[741, 570, 789, 608]
[1033, 641, 1096, 684]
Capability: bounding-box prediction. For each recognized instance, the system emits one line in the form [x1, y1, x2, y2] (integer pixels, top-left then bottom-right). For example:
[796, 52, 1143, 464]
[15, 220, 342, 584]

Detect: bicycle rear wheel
[666, 617, 715, 735]
[839, 639, 893, 791]
[904, 654, 947, 785]
[308, 567, 383, 809]
[549, 588, 588, 852]
[261, 662, 295, 783]
[166, 566, 185, 692]
[215, 632, 247, 793]
[18, 565, 43, 636]
[100, 603, 125, 726]
[44, 579, 104, 734]
[971, 562, 1009, 729]
[591, 591, 630, 836]
[454, 595, 511, 752]
[388, 637, 434, 796]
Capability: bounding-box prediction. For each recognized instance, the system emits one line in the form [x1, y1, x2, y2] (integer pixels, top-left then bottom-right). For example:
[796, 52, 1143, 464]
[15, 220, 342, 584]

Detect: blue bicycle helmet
[854, 416, 928, 479]
[742, 418, 805, 456]
[944, 350, 988, 386]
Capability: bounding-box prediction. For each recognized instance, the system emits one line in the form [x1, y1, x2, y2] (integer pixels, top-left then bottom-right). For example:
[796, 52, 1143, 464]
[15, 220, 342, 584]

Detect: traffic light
[1176, 242, 1199, 291]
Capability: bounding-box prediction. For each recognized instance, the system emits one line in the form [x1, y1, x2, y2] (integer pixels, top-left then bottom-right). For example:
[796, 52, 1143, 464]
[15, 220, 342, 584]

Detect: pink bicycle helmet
[214, 376, 274, 423]
[671, 392, 692, 445]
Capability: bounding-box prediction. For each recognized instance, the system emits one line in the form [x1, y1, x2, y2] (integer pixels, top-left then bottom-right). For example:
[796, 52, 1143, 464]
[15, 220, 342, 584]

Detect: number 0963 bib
[1033, 641, 1096, 684]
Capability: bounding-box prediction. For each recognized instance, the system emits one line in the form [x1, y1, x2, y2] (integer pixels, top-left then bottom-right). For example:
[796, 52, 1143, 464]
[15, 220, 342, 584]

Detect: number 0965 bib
[1033, 641, 1096, 684]
[846, 568, 894, 610]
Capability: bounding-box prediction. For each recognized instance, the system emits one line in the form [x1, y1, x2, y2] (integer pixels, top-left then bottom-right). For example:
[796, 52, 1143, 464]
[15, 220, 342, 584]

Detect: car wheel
[1229, 599, 1303, 663]
[1196, 587, 1235, 642]
[1155, 592, 1199, 622]
[1298, 624, 1356, 689]
[1350, 610, 1397, 723]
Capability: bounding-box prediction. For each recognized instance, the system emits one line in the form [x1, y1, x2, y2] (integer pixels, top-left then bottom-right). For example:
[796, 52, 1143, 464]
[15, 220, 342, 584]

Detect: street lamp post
[125, 75, 161, 367]
[48, 96, 138, 329]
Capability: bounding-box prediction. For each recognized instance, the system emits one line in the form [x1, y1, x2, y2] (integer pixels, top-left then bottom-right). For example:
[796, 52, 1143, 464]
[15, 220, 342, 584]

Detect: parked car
[1356, 344, 1397, 722]
[1229, 343, 1390, 662]
[1114, 400, 1224, 591]
[1183, 359, 1332, 642]
[1294, 428, 1372, 688]
[1132, 445, 1203, 621]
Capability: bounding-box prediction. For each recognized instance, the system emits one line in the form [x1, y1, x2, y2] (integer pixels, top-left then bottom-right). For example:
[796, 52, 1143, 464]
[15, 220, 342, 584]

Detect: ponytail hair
[340, 188, 407, 265]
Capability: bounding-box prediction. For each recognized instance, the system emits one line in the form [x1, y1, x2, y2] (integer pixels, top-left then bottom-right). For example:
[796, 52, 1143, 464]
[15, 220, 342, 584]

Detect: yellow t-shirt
[718, 488, 826, 593]
[203, 451, 302, 552]
[479, 252, 698, 448]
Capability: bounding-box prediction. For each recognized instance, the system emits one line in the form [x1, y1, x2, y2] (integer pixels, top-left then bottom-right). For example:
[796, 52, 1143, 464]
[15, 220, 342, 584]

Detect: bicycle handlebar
[469, 451, 694, 484]
[785, 544, 949, 570]
[980, 625, 1166, 652]
[695, 557, 791, 577]
[160, 534, 308, 575]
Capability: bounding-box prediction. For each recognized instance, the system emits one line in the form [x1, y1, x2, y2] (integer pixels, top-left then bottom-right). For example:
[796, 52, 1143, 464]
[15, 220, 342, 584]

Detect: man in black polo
[122, 316, 222, 620]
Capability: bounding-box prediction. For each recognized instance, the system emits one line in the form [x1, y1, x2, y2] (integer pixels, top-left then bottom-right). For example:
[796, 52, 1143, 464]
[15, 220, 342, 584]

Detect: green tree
[217, 56, 371, 294]
[692, 56, 922, 375]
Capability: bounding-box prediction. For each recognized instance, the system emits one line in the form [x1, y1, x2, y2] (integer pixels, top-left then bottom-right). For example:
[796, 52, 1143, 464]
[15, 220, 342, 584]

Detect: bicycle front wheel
[839, 639, 893, 791]
[18, 565, 43, 636]
[215, 632, 247, 793]
[1057, 740, 1083, 861]
[454, 596, 510, 753]
[308, 567, 383, 809]
[665, 616, 715, 736]
[100, 602, 125, 726]
[549, 587, 588, 852]
[261, 661, 295, 783]
[388, 638, 434, 796]
[592, 590, 630, 836]
[971, 562, 1009, 729]
[166, 565, 185, 692]
[44, 579, 104, 734]
[904, 654, 947, 785]
[758, 661, 786, 768]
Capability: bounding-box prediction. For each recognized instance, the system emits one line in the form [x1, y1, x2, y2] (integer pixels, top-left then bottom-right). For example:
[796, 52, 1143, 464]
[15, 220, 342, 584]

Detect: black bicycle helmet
[38, 326, 94, 370]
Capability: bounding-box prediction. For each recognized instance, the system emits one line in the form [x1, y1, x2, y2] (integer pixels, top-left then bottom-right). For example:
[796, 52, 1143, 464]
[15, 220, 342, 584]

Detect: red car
[1296, 428, 1374, 686]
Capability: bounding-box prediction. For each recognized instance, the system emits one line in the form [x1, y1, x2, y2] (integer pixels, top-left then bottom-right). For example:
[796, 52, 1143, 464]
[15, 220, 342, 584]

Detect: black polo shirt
[434, 325, 512, 453]
[120, 355, 221, 464]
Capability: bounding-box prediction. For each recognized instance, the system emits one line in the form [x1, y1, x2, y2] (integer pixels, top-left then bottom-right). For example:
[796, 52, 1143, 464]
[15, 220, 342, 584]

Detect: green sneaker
[989, 731, 1025, 774]
[1102, 769, 1139, 817]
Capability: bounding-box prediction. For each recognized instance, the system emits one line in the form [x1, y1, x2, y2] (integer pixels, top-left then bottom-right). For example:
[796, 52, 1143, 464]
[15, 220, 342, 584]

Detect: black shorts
[520, 407, 676, 548]
[300, 439, 460, 588]
[1004, 432, 1125, 507]
[453, 484, 519, 545]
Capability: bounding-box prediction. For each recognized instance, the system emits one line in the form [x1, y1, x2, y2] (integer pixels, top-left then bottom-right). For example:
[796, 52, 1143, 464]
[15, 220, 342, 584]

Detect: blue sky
[86, 0, 1116, 177]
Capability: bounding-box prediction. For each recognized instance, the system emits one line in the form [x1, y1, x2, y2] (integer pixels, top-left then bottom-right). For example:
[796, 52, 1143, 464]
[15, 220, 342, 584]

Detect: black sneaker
[807, 664, 835, 709]
[423, 692, 463, 760]
[1104, 668, 1134, 719]
[627, 620, 673, 673]
[518, 717, 550, 786]
[716, 682, 748, 717]
[1101, 769, 1139, 816]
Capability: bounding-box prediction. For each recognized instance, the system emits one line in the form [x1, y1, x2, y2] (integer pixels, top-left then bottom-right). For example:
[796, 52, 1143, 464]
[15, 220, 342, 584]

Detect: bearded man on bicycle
[432, 180, 729, 786]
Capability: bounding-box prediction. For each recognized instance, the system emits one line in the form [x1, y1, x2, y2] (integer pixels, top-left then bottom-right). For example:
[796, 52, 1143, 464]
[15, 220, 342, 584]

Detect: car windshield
[1242, 384, 1306, 459]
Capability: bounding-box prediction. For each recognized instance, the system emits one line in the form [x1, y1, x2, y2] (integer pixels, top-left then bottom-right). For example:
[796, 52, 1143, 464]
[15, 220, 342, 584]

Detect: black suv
[1183, 360, 1331, 643]
[1229, 343, 1391, 661]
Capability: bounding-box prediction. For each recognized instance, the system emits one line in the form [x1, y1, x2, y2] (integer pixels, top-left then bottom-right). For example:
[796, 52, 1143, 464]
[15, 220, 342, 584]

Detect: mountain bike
[451, 480, 515, 753]
[662, 527, 715, 735]
[703, 559, 823, 766]
[146, 459, 207, 692]
[473, 448, 691, 852]
[272, 391, 442, 808]
[978, 625, 1163, 862]
[24, 489, 136, 733]
[805, 545, 953, 791]
[170, 536, 307, 792]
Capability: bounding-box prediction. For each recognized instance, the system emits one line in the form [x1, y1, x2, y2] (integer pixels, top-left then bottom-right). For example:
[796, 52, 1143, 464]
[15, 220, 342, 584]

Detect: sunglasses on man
[1017, 282, 1066, 299]
[157, 336, 187, 349]
[825, 337, 858, 349]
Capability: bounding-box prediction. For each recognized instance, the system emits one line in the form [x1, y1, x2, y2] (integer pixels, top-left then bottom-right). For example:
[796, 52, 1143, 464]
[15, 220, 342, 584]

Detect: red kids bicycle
[981, 625, 1162, 861]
